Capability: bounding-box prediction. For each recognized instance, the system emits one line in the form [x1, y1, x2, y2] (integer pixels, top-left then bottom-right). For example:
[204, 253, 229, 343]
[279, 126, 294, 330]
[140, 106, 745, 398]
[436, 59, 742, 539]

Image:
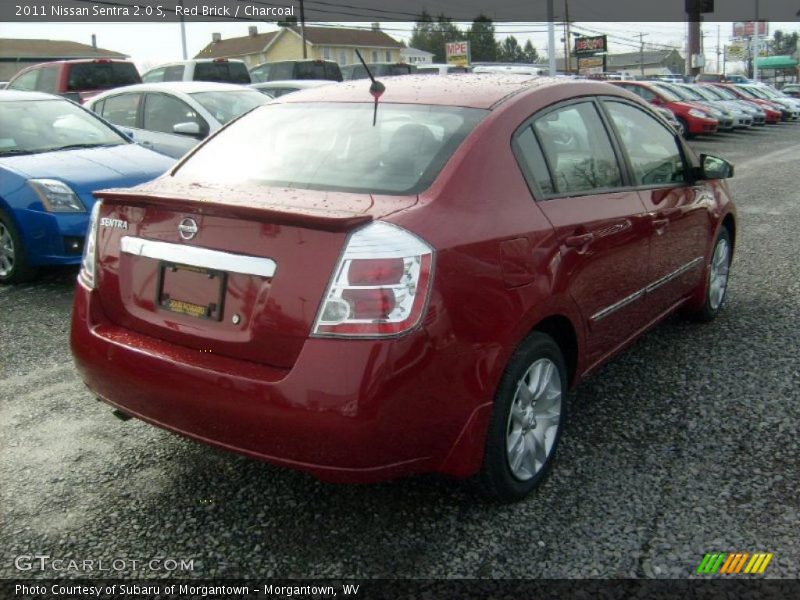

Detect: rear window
[66, 62, 141, 92]
[189, 90, 270, 124]
[294, 61, 342, 81]
[173, 103, 487, 195]
[193, 61, 251, 84]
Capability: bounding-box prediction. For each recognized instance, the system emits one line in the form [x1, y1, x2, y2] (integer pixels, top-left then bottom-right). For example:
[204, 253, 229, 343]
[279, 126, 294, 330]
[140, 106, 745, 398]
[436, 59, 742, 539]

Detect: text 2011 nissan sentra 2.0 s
[71, 75, 736, 501]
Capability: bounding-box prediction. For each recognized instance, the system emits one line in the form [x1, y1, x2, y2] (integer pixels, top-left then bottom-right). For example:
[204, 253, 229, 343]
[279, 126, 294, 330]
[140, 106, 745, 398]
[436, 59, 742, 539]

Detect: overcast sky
[3, 20, 797, 72]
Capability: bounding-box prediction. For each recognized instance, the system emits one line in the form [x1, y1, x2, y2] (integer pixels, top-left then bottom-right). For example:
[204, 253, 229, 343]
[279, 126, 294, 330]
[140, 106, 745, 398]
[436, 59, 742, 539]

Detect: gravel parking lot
[1, 123, 798, 580]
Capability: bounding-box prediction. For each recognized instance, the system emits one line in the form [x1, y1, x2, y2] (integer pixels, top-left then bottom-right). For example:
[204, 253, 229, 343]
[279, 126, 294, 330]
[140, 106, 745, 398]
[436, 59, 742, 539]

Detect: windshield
[674, 85, 703, 100]
[173, 102, 487, 195]
[189, 90, 270, 124]
[653, 86, 680, 102]
[0, 99, 127, 155]
[713, 87, 736, 100]
[691, 86, 719, 101]
[736, 86, 759, 99]
[67, 62, 141, 91]
[657, 84, 693, 101]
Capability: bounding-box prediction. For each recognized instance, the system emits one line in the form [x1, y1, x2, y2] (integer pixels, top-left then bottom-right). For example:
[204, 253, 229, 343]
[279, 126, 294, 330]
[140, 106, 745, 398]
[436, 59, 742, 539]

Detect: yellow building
[195, 25, 404, 68]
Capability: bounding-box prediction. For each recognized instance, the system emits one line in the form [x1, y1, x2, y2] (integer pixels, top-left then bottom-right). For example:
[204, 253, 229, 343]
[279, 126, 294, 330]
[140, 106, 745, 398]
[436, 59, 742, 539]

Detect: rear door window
[533, 102, 622, 195]
[513, 126, 555, 195]
[99, 93, 142, 128]
[604, 101, 686, 186]
[143, 93, 203, 134]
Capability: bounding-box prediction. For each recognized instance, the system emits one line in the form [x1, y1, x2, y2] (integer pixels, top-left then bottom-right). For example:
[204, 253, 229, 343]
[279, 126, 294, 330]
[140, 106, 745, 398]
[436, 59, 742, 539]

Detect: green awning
[755, 56, 798, 70]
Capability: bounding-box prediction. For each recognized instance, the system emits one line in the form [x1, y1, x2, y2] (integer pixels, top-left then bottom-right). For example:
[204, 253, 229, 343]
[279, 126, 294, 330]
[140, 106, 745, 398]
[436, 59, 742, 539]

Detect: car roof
[0, 90, 62, 102]
[278, 74, 574, 109]
[90, 81, 251, 96]
[252, 80, 334, 88]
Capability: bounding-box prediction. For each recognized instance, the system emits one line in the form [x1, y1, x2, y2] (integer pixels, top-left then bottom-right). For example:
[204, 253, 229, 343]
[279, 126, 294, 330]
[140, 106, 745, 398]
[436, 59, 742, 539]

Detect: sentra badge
[100, 217, 128, 230]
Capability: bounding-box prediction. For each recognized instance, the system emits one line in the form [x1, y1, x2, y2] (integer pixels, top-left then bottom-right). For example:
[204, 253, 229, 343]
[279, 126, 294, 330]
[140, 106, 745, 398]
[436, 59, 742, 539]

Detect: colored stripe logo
[697, 552, 773, 575]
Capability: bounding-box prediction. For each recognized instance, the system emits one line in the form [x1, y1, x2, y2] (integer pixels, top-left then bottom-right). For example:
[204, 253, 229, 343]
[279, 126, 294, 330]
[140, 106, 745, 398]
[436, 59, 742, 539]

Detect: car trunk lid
[93, 180, 416, 368]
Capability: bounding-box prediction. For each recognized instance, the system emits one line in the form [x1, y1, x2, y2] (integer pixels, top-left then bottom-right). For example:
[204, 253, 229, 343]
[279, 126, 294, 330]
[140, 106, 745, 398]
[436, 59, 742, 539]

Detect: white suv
[142, 59, 250, 85]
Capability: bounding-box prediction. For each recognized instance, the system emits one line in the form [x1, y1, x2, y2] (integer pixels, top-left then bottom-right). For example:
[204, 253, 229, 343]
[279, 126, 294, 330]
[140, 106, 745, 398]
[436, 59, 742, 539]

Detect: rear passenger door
[514, 99, 652, 368]
[601, 99, 712, 313]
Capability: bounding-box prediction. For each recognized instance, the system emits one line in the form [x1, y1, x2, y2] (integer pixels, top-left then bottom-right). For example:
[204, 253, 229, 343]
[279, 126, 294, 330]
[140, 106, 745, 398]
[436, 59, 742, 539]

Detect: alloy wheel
[709, 237, 730, 310]
[0, 222, 15, 278]
[506, 358, 562, 481]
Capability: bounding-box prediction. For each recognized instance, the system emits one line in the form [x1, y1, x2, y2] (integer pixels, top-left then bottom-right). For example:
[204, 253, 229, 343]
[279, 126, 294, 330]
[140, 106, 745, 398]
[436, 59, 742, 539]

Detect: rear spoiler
[95, 189, 373, 233]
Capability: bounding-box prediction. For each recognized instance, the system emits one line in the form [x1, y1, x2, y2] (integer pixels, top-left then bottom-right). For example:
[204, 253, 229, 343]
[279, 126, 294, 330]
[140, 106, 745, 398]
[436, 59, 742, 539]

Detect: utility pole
[638, 33, 648, 77]
[299, 0, 307, 59]
[178, 0, 187, 60]
[563, 0, 571, 73]
[547, 0, 556, 76]
[686, 0, 702, 78]
[752, 0, 760, 81]
[716, 24, 721, 73]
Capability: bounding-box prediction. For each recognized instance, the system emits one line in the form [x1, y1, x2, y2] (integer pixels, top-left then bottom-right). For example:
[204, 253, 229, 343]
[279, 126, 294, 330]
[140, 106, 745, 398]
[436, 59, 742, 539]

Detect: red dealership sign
[574, 35, 607, 56]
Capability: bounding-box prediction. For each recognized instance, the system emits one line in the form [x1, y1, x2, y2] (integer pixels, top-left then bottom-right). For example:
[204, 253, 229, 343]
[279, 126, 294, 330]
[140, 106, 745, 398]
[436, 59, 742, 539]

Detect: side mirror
[172, 121, 202, 137]
[700, 154, 734, 180]
[118, 127, 135, 140]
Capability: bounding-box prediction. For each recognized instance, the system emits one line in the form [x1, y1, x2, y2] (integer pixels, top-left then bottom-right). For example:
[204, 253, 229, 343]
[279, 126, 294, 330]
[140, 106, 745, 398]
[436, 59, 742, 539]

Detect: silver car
[86, 82, 269, 158]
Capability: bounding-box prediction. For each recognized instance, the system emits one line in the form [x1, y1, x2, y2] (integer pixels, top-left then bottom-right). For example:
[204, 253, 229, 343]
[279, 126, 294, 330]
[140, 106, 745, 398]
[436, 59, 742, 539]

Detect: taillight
[312, 222, 433, 337]
[79, 201, 101, 289]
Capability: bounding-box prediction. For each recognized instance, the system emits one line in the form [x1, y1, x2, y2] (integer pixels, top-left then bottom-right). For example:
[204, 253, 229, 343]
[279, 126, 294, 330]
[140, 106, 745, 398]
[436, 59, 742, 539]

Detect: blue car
[0, 91, 174, 283]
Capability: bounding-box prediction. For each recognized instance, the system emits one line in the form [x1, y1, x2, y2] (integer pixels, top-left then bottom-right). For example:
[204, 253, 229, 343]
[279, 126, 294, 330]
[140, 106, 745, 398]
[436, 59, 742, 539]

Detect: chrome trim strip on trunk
[591, 256, 703, 323]
[120, 236, 276, 278]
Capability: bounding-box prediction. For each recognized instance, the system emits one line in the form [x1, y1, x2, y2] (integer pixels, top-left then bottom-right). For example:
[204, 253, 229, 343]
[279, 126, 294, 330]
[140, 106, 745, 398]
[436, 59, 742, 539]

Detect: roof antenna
[355, 49, 384, 126]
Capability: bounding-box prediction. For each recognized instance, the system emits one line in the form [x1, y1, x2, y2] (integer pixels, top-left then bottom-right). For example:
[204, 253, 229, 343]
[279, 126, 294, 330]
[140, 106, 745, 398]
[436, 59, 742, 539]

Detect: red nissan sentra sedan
[71, 75, 736, 501]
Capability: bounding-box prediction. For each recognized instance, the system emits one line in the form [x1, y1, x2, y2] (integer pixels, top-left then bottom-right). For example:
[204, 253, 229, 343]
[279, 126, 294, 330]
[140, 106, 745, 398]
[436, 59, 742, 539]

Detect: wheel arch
[721, 212, 736, 255]
[531, 314, 580, 389]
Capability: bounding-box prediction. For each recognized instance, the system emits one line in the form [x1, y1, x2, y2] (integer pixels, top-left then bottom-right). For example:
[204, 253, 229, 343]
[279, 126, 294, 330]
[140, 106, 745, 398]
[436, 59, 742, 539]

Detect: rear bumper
[70, 280, 493, 483]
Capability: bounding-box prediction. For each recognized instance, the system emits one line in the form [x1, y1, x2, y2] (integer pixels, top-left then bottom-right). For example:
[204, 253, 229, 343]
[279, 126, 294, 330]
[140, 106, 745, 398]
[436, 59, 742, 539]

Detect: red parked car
[611, 80, 718, 137]
[6, 59, 141, 103]
[713, 84, 782, 124]
[71, 76, 737, 501]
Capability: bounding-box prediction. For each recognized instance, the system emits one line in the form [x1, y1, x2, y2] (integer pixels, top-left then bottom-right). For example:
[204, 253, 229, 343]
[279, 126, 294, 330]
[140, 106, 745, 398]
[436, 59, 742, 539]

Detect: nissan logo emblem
[178, 217, 198, 240]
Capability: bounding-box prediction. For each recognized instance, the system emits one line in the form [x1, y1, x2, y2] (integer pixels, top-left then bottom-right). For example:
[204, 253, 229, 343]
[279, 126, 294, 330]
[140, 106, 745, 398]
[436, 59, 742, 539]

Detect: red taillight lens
[341, 288, 396, 320]
[312, 222, 434, 338]
[348, 258, 404, 286]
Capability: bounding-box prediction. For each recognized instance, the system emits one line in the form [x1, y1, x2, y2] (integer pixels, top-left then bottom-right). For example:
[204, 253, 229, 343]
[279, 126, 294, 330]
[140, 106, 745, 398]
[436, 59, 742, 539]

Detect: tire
[477, 332, 567, 502]
[0, 210, 38, 284]
[687, 228, 731, 322]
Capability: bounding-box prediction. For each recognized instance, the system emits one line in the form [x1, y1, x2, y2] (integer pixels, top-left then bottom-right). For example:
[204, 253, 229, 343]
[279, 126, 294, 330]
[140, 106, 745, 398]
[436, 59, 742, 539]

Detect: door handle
[564, 232, 595, 248]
